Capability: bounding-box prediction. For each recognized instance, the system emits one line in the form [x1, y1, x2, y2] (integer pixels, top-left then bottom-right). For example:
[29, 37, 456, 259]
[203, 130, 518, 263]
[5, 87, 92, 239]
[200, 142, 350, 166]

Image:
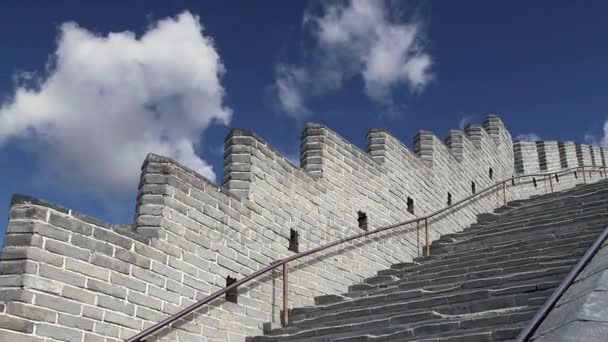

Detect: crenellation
[413, 130, 435, 167]
[576, 144, 593, 166]
[536, 141, 561, 173]
[513, 141, 540, 174]
[444, 129, 465, 162]
[1, 114, 607, 342]
[558, 141, 578, 168]
[482, 114, 505, 145]
[463, 123, 485, 149]
[601, 147, 608, 167]
[590, 145, 603, 167]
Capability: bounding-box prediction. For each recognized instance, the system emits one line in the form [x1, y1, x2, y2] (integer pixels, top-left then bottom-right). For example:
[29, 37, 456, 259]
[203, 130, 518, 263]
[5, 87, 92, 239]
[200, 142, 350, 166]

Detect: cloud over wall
[0, 11, 232, 196]
[273, 0, 433, 119]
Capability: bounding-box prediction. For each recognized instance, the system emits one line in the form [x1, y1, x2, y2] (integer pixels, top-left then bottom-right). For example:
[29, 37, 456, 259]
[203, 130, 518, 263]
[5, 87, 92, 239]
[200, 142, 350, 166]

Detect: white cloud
[0, 11, 232, 195]
[458, 115, 473, 129]
[274, 64, 311, 119]
[585, 119, 608, 146]
[515, 133, 541, 141]
[273, 0, 433, 118]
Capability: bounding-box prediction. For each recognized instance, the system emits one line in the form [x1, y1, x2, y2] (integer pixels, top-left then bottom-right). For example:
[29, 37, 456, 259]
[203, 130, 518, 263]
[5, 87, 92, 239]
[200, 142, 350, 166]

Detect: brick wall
[0, 115, 605, 342]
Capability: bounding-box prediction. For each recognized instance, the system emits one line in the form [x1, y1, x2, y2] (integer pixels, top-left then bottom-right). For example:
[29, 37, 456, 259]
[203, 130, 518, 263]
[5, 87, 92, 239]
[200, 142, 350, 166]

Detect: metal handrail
[126, 165, 607, 342]
[515, 226, 608, 341]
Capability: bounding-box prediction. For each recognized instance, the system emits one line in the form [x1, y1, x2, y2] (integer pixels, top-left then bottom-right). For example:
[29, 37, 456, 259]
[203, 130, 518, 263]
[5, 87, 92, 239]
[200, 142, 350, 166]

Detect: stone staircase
[248, 179, 608, 342]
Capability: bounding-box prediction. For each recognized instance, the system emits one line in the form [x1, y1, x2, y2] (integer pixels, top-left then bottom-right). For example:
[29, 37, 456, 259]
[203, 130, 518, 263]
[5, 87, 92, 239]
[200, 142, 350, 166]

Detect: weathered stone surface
[1, 116, 607, 342]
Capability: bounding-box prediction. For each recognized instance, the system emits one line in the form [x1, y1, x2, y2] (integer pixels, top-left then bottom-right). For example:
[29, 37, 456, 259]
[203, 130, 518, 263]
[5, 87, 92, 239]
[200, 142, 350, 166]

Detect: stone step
[405, 231, 599, 279]
[431, 213, 608, 254]
[455, 199, 608, 235]
[487, 188, 608, 223]
[491, 185, 608, 218]
[457, 203, 608, 241]
[258, 299, 542, 342]
[288, 265, 570, 328]
[379, 248, 586, 284]
[418, 225, 603, 268]
[334, 309, 536, 342]
[286, 283, 555, 336]
[451, 198, 608, 240]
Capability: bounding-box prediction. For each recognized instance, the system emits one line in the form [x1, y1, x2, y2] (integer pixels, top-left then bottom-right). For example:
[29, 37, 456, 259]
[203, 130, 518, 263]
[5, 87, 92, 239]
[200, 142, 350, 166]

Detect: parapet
[514, 139, 608, 175]
[1, 114, 607, 342]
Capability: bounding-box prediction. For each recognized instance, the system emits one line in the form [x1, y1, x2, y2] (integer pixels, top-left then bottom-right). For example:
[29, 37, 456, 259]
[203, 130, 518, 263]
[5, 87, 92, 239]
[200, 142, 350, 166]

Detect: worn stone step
[342, 263, 569, 310]
[403, 234, 597, 281]
[488, 188, 608, 223]
[379, 251, 585, 285]
[489, 186, 608, 220]
[443, 200, 608, 243]
[420, 226, 602, 268]
[289, 267, 567, 328]
[334, 309, 536, 342]
[438, 213, 608, 248]
[469, 199, 608, 234]
[258, 302, 540, 342]
[432, 214, 608, 254]
[287, 285, 551, 334]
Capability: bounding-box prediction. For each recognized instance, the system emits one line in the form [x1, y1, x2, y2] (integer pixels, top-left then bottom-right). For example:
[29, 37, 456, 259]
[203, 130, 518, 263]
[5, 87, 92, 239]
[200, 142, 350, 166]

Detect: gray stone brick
[93, 321, 120, 338]
[71, 234, 114, 256]
[91, 254, 130, 275]
[115, 248, 151, 269]
[9, 206, 48, 221]
[83, 332, 105, 342]
[66, 259, 109, 281]
[93, 228, 133, 250]
[3, 233, 42, 247]
[110, 271, 146, 292]
[45, 239, 90, 261]
[82, 305, 103, 320]
[133, 242, 167, 264]
[49, 213, 94, 235]
[0, 288, 35, 303]
[37, 323, 83, 342]
[0, 314, 34, 333]
[35, 293, 82, 315]
[0, 260, 37, 275]
[135, 306, 166, 322]
[132, 266, 165, 287]
[22, 275, 62, 295]
[0, 329, 45, 342]
[97, 294, 135, 316]
[58, 313, 95, 331]
[87, 279, 127, 299]
[149, 284, 180, 304]
[62, 285, 96, 305]
[104, 311, 141, 330]
[39, 264, 85, 287]
[127, 290, 162, 311]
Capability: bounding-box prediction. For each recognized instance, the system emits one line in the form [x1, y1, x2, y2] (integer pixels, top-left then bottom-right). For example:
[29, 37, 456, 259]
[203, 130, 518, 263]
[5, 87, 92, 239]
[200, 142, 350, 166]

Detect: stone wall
[0, 115, 606, 342]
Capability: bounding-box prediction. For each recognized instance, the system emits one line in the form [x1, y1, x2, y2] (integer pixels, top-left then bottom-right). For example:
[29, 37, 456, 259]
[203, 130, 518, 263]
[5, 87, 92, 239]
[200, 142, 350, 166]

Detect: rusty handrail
[515, 226, 608, 341]
[126, 165, 606, 342]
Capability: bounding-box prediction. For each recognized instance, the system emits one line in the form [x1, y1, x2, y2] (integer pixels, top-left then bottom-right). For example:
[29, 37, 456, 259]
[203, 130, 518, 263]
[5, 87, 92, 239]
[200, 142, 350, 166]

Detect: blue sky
[1, 1, 607, 245]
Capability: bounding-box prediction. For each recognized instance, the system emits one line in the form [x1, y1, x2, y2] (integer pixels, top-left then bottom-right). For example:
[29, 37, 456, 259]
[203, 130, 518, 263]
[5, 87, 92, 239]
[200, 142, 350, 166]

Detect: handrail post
[582, 166, 586, 183]
[424, 218, 430, 257]
[549, 174, 554, 193]
[416, 220, 420, 257]
[282, 263, 289, 326]
[503, 181, 507, 206]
